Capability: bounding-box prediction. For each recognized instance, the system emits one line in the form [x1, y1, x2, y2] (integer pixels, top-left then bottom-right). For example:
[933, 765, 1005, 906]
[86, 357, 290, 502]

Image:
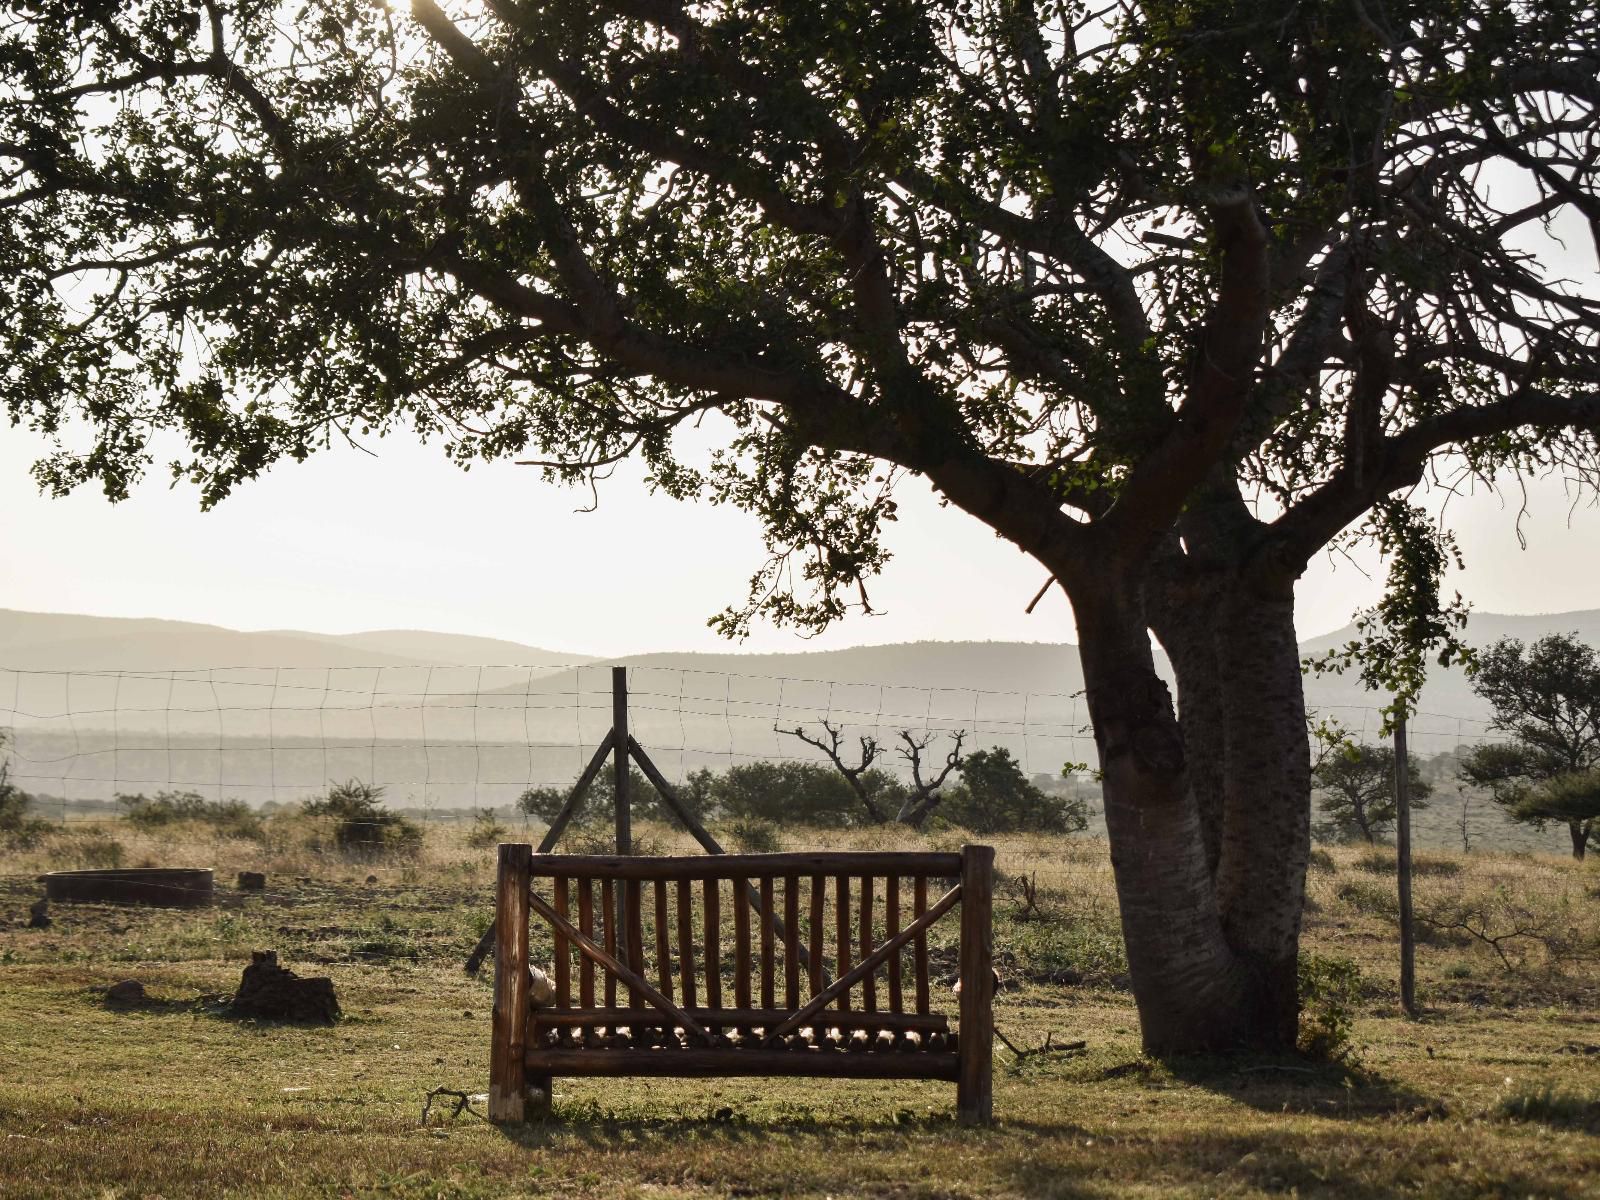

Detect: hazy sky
[4, 418, 1597, 658]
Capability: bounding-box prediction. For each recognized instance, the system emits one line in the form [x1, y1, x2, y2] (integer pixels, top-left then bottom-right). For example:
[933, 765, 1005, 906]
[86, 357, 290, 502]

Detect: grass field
[1, 818, 1598, 1199]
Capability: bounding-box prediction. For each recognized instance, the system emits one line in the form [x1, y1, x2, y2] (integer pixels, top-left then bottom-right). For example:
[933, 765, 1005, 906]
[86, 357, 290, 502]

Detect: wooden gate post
[956, 844, 994, 1126]
[490, 842, 532, 1122]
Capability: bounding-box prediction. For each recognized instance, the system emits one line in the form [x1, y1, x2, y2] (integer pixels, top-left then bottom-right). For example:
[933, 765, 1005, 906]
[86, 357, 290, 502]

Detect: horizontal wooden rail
[524, 1048, 961, 1080]
[530, 1007, 950, 1033]
[525, 851, 961, 882]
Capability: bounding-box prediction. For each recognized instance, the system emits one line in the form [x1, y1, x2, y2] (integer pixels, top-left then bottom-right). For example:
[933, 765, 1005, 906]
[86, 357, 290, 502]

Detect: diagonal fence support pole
[465, 730, 616, 974]
[629, 736, 830, 986]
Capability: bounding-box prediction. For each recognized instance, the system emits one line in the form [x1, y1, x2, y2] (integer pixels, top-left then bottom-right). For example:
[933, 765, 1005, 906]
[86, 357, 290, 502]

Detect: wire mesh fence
[1, 661, 1102, 817]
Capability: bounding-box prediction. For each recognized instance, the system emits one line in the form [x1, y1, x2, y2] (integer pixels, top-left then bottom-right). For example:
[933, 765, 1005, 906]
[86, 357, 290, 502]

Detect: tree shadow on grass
[1153, 1053, 1446, 1121]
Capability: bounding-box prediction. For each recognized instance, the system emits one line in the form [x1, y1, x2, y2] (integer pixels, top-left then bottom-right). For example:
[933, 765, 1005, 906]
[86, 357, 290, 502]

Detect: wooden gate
[490, 846, 995, 1125]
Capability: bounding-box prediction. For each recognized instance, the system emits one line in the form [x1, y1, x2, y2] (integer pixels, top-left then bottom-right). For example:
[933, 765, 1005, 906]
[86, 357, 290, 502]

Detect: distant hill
[0, 609, 591, 673]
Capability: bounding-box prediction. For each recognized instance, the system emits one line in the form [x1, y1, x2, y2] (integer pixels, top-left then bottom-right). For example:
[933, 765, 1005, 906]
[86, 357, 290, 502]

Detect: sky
[4, 417, 1598, 658]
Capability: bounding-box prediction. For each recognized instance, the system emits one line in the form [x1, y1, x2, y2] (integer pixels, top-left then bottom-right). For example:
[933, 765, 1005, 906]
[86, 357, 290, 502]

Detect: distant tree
[891, 731, 968, 829]
[784, 722, 891, 823]
[0, 731, 32, 833]
[1506, 771, 1600, 857]
[939, 747, 1089, 835]
[1312, 743, 1431, 845]
[1461, 634, 1600, 860]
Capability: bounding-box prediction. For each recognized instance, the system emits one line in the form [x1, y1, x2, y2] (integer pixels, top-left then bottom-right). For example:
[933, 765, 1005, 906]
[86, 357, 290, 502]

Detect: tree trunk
[1073, 585, 1259, 1053]
[1570, 821, 1588, 861]
[1141, 564, 1309, 1052]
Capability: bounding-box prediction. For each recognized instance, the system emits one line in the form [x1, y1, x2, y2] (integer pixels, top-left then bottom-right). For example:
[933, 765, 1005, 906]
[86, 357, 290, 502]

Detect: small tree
[939, 747, 1089, 835]
[1313, 743, 1431, 845]
[1507, 771, 1600, 859]
[1461, 634, 1600, 860]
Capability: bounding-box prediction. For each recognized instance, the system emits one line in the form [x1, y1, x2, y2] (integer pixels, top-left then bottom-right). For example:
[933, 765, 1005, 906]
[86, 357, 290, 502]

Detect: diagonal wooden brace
[764, 882, 962, 1044]
[527, 888, 714, 1044]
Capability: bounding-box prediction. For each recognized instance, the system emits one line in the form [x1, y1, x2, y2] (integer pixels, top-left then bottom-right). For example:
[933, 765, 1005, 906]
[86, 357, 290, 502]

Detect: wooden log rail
[489, 846, 994, 1126]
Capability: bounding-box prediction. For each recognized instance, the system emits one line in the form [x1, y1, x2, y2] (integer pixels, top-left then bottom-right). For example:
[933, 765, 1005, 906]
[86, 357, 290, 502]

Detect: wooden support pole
[613, 667, 631, 972]
[489, 843, 532, 1123]
[957, 845, 994, 1127]
[1395, 712, 1417, 1018]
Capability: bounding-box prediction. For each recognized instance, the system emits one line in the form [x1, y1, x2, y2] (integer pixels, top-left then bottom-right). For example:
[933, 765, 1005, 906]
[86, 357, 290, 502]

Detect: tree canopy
[1461, 632, 1600, 858]
[5, 0, 1598, 1053]
[1311, 740, 1431, 845]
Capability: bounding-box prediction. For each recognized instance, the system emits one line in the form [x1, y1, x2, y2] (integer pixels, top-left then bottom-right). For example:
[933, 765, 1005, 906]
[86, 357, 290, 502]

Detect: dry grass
[2, 818, 1598, 1198]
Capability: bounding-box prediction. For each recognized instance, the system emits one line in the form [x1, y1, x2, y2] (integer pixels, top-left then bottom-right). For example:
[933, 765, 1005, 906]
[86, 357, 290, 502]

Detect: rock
[107, 979, 145, 1004]
[237, 871, 267, 891]
[27, 898, 50, 929]
[230, 950, 340, 1024]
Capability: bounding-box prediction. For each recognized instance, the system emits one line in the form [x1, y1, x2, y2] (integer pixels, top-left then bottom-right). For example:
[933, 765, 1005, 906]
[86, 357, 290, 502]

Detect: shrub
[465, 808, 508, 849]
[1307, 847, 1337, 873]
[301, 780, 422, 860]
[1298, 953, 1363, 1062]
[117, 790, 264, 839]
[935, 748, 1090, 834]
[725, 818, 782, 853]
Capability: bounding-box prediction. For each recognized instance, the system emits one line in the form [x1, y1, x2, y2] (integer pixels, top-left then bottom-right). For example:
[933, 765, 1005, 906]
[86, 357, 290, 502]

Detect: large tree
[1462, 633, 1600, 859]
[3, 1, 1597, 1052]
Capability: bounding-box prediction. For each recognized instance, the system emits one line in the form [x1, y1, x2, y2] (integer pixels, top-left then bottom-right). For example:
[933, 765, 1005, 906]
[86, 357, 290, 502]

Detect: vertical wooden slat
[783, 875, 801, 1009]
[913, 875, 930, 1015]
[654, 878, 672, 1002]
[625, 879, 645, 1010]
[957, 845, 995, 1126]
[733, 877, 752, 1010]
[703, 876, 723, 1010]
[885, 875, 902, 1013]
[601, 879, 618, 1009]
[759, 876, 776, 1010]
[859, 875, 877, 1013]
[676, 878, 697, 1009]
[489, 843, 531, 1123]
[808, 873, 825, 1000]
[577, 877, 595, 1010]
[553, 875, 571, 1008]
[834, 874, 851, 1012]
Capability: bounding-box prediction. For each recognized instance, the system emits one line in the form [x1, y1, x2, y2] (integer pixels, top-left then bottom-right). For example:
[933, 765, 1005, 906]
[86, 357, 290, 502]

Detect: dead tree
[784, 722, 889, 823]
[895, 731, 967, 829]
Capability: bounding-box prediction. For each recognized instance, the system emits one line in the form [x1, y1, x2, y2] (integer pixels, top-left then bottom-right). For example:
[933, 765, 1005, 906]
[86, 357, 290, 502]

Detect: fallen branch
[994, 1027, 1087, 1063]
[421, 1086, 488, 1126]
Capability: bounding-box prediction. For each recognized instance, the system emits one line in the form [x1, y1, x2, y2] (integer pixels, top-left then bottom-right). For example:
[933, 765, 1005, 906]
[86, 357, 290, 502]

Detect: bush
[117, 790, 264, 839]
[935, 748, 1090, 834]
[1352, 848, 1461, 877]
[301, 780, 422, 860]
[1298, 953, 1363, 1062]
[465, 808, 508, 849]
[725, 818, 782, 853]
